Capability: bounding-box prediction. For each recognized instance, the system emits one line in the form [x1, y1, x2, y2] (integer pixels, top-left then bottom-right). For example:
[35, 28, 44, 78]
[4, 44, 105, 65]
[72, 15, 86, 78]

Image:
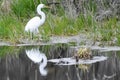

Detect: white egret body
[25, 4, 46, 35]
[25, 48, 47, 76]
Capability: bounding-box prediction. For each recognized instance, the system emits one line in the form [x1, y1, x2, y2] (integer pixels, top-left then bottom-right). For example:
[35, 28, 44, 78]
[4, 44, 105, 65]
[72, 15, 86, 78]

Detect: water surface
[0, 44, 120, 80]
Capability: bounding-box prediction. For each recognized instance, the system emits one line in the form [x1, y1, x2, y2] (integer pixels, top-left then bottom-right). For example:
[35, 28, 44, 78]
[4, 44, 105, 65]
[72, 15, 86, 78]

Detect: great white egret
[25, 48, 47, 76]
[25, 4, 49, 39]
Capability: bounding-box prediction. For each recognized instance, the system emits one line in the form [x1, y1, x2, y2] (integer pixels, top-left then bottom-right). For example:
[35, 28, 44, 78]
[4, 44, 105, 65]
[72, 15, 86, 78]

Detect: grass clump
[0, 15, 24, 42]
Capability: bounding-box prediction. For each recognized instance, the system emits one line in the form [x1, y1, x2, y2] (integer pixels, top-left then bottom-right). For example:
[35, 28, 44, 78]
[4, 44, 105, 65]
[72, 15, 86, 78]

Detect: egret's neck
[39, 54, 47, 76]
[40, 56, 47, 69]
[37, 8, 46, 23]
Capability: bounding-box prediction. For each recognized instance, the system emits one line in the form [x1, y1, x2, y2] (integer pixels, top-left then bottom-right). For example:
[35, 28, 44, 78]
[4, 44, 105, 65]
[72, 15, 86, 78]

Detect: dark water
[0, 44, 120, 80]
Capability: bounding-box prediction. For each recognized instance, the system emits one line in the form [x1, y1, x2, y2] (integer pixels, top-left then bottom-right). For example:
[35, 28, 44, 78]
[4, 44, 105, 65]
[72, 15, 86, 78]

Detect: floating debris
[48, 56, 107, 65]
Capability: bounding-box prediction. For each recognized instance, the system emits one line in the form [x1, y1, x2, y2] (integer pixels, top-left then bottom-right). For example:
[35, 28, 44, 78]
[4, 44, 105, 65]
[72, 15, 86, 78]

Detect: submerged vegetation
[0, 0, 120, 45]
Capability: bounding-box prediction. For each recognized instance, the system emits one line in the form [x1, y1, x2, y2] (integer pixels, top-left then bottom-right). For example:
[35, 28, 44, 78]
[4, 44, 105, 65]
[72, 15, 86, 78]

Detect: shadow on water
[0, 44, 120, 80]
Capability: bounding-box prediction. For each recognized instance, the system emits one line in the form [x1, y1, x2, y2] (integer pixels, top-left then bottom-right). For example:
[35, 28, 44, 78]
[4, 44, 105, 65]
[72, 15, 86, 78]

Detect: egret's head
[38, 4, 45, 8]
[37, 4, 50, 14]
[37, 4, 50, 9]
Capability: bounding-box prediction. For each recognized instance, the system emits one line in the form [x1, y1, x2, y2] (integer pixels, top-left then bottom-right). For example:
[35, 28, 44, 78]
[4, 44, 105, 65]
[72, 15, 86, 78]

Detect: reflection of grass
[78, 64, 91, 72]
[117, 51, 120, 58]
[0, 46, 20, 57]
[0, 0, 120, 45]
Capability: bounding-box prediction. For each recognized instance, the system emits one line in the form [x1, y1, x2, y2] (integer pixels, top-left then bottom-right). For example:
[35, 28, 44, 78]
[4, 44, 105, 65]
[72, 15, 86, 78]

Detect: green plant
[0, 15, 24, 42]
[12, 0, 36, 19]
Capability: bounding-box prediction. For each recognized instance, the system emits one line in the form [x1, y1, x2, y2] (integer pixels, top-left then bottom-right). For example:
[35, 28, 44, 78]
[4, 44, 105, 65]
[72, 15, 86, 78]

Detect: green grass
[94, 18, 118, 41]
[0, 15, 25, 42]
[0, 0, 120, 45]
[42, 14, 96, 36]
[11, 0, 38, 19]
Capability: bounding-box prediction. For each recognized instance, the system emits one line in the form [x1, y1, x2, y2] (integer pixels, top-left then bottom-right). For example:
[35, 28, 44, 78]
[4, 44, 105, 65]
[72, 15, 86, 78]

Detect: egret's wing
[25, 16, 41, 33]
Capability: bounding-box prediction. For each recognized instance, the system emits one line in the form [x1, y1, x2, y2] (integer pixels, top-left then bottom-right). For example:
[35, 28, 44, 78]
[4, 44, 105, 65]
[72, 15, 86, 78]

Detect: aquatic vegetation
[74, 48, 92, 61]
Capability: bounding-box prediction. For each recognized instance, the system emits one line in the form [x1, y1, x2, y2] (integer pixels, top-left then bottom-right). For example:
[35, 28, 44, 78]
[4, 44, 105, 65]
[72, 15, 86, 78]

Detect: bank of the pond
[0, 34, 119, 47]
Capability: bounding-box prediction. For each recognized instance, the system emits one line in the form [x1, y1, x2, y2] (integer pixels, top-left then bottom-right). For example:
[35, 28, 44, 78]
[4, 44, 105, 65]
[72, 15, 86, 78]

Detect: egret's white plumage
[25, 48, 47, 76]
[25, 4, 46, 34]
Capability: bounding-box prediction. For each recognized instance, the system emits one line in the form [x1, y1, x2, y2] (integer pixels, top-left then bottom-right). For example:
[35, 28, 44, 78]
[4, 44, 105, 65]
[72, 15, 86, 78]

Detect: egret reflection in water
[25, 48, 47, 76]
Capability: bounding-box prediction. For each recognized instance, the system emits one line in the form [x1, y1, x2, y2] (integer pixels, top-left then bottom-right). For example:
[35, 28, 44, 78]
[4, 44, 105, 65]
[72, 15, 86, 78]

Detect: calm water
[0, 44, 120, 80]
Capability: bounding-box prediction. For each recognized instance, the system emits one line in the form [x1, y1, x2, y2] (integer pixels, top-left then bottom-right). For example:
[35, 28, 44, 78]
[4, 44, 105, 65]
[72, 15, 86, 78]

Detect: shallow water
[0, 44, 120, 80]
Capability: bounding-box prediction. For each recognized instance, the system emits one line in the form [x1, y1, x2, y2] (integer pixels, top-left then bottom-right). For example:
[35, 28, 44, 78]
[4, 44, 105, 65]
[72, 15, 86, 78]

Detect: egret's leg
[36, 29, 39, 34]
[31, 32, 34, 40]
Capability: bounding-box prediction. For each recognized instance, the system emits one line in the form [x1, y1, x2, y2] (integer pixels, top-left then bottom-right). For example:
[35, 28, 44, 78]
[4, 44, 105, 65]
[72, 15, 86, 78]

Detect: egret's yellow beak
[44, 5, 51, 8]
